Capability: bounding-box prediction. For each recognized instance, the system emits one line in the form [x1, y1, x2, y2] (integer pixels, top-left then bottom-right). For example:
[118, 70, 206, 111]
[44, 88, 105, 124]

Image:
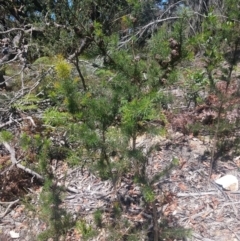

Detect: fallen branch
[0, 52, 21, 65]
[3, 142, 44, 181]
[2, 142, 79, 193]
[0, 118, 23, 129]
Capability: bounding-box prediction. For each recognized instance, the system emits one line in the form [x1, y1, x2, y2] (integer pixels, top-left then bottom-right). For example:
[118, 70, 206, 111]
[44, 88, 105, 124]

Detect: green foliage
[184, 69, 208, 106]
[126, 0, 141, 12]
[19, 133, 40, 151]
[188, 70, 208, 87]
[93, 21, 104, 38]
[55, 57, 72, 79]
[161, 226, 192, 240]
[14, 94, 41, 111]
[38, 178, 75, 241]
[4, 1, 240, 240]
[167, 69, 180, 85]
[93, 209, 103, 227]
[38, 138, 52, 174]
[188, 122, 202, 136]
[95, 68, 115, 78]
[112, 200, 122, 218]
[66, 150, 83, 166]
[120, 95, 158, 140]
[193, 11, 233, 90]
[68, 123, 100, 150]
[0, 130, 13, 143]
[148, 25, 171, 59]
[149, 157, 179, 185]
[142, 185, 155, 203]
[59, 80, 80, 114]
[75, 219, 97, 240]
[33, 57, 53, 65]
[0, 65, 6, 75]
[43, 108, 72, 126]
[105, 127, 128, 152]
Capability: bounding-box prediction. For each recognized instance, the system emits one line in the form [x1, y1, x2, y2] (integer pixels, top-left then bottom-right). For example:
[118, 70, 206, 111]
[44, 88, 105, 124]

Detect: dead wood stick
[222, 201, 240, 206]
[177, 191, 218, 197]
[211, 180, 238, 216]
[3, 142, 44, 181]
[0, 199, 19, 219]
[0, 118, 22, 128]
[225, 191, 238, 217]
[118, 16, 180, 48]
[7, 67, 53, 108]
[152, 200, 159, 241]
[227, 227, 240, 240]
[0, 116, 36, 129]
[2, 142, 79, 193]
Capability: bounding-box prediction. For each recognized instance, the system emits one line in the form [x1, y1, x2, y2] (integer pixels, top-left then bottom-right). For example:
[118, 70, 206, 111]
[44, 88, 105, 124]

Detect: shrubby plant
[2, 0, 240, 240]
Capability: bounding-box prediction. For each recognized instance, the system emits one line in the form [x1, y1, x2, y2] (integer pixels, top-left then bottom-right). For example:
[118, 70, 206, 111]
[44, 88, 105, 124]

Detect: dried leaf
[178, 183, 188, 191]
[210, 197, 219, 209]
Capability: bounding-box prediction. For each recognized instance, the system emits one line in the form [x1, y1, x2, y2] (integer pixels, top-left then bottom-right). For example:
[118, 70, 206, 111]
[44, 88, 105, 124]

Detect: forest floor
[0, 60, 240, 241]
[1, 130, 240, 241]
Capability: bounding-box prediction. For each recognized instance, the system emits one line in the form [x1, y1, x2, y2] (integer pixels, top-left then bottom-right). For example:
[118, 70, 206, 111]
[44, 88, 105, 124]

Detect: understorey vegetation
[0, 0, 239, 240]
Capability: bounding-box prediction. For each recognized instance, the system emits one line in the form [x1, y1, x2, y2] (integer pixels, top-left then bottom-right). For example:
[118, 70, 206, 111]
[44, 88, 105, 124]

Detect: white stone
[9, 230, 20, 239]
[215, 174, 238, 191]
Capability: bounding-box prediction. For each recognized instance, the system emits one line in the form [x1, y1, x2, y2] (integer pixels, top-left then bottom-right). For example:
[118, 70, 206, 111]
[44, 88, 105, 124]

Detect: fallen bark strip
[176, 191, 219, 197]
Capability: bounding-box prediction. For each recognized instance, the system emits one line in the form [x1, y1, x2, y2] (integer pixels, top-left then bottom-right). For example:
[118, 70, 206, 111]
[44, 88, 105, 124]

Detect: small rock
[234, 156, 240, 162]
[9, 230, 20, 239]
[215, 174, 238, 191]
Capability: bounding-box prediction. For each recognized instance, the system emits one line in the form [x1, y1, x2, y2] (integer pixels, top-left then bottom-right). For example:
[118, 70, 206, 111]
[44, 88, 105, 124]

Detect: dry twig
[2, 142, 79, 193]
[0, 199, 19, 219]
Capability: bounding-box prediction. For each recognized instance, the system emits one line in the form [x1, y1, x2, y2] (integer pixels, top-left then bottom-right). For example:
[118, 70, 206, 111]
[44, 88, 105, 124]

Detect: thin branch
[74, 55, 87, 91]
[193, 11, 240, 23]
[176, 192, 219, 197]
[0, 118, 23, 129]
[7, 66, 53, 107]
[159, 0, 185, 19]
[0, 53, 21, 66]
[2, 142, 79, 193]
[0, 26, 44, 35]
[3, 142, 44, 181]
[118, 17, 180, 48]
[68, 37, 91, 61]
[0, 28, 24, 34]
[0, 199, 19, 219]
[137, 17, 180, 35]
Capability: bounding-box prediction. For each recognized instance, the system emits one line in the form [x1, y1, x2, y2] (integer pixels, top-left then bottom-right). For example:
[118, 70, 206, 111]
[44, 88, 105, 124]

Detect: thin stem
[75, 55, 87, 91]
